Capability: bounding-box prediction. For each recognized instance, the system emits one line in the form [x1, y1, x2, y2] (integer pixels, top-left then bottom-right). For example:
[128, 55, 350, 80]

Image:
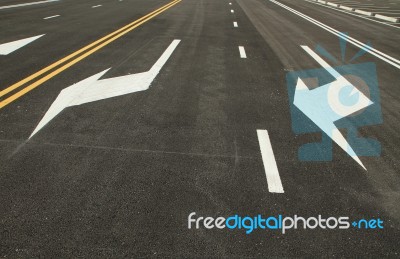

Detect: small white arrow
[294, 45, 373, 170]
[0, 34, 44, 55]
[29, 39, 181, 139]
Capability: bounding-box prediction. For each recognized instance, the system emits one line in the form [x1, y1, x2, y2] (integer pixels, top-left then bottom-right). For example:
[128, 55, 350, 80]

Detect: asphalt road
[0, 0, 399, 257]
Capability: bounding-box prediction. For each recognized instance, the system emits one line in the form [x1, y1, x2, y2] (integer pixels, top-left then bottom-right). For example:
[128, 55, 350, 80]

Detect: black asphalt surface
[0, 0, 399, 257]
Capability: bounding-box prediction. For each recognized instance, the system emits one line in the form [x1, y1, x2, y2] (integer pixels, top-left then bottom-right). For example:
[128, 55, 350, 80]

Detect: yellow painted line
[0, 0, 182, 109]
[0, 0, 180, 99]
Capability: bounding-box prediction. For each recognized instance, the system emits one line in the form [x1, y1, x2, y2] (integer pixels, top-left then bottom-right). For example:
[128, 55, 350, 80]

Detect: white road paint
[92, 4, 102, 8]
[43, 15, 60, 19]
[238, 46, 247, 58]
[270, 0, 400, 69]
[374, 14, 399, 23]
[354, 9, 374, 16]
[372, 11, 400, 13]
[233, 21, 238, 27]
[296, 45, 371, 170]
[257, 130, 284, 193]
[231, 9, 234, 13]
[29, 40, 181, 139]
[305, 0, 400, 29]
[229, 2, 232, 5]
[0, 34, 44, 55]
[354, 7, 392, 9]
[0, 0, 58, 10]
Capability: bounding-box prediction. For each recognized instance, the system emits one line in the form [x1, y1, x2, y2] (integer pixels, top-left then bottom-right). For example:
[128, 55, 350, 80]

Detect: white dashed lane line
[257, 130, 284, 193]
[233, 21, 238, 27]
[92, 4, 102, 8]
[238, 46, 246, 58]
[43, 15, 60, 19]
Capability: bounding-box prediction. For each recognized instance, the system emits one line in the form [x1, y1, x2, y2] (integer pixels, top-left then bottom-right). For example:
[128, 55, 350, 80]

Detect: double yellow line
[0, 0, 181, 109]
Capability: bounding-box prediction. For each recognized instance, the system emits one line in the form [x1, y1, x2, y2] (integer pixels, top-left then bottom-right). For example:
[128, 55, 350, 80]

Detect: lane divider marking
[0, 0, 179, 98]
[238, 46, 247, 58]
[0, 0, 181, 109]
[270, 0, 400, 69]
[0, 0, 58, 10]
[257, 130, 284, 193]
[43, 15, 60, 19]
[233, 21, 238, 27]
[304, 0, 400, 29]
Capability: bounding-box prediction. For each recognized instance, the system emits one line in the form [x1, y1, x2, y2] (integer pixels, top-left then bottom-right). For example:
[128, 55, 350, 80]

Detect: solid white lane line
[270, 0, 400, 69]
[0, 0, 58, 9]
[92, 4, 102, 8]
[43, 15, 60, 19]
[231, 9, 234, 13]
[238, 46, 246, 58]
[0, 34, 45, 55]
[257, 130, 284, 193]
[233, 21, 238, 27]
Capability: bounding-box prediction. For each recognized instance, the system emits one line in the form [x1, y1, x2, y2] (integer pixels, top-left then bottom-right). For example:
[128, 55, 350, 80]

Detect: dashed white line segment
[43, 15, 60, 19]
[92, 4, 102, 8]
[238, 46, 247, 58]
[233, 21, 238, 27]
[257, 130, 284, 193]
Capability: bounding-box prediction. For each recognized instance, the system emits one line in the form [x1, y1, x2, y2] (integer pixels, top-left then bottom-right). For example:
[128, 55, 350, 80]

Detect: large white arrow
[30, 39, 181, 139]
[0, 34, 44, 55]
[294, 45, 373, 170]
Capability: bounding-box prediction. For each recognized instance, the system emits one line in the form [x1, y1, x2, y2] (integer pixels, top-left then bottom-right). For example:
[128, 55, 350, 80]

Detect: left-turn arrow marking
[29, 39, 181, 139]
[0, 35, 45, 55]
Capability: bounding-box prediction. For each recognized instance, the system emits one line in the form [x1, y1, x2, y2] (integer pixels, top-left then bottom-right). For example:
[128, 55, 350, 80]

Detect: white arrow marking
[0, 35, 44, 55]
[294, 45, 372, 170]
[29, 39, 181, 139]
